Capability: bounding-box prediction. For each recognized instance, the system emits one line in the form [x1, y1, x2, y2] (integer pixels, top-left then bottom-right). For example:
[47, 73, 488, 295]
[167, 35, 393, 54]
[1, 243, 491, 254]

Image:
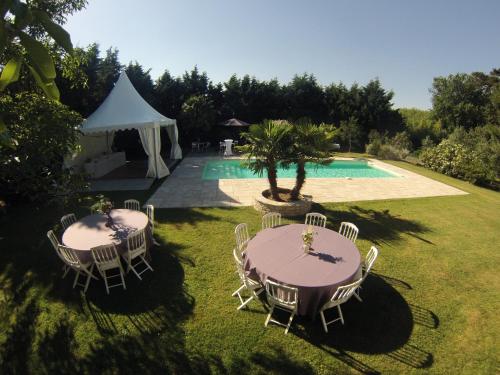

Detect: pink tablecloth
[62, 209, 150, 263]
[244, 223, 361, 317]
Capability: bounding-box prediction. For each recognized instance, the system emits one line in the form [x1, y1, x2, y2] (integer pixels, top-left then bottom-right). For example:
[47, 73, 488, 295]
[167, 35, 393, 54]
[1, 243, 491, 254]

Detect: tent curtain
[166, 123, 182, 159]
[138, 125, 170, 178]
[105, 131, 115, 153]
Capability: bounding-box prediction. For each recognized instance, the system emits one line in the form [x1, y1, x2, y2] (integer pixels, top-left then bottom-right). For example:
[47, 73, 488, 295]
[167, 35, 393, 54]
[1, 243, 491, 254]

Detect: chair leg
[284, 311, 295, 334]
[72, 270, 81, 288]
[265, 305, 274, 327]
[62, 265, 70, 279]
[237, 294, 254, 310]
[320, 311, 328, 333]
[83, 265, 94, 294]
[129, 263, 143, 280]
[353, 289, 363, 302]
[337, 305, 344, 324]
[140, 255, 154, 271]
[232, 284, 245, 297]
[102, 269, 110, 294]
[119, 266, 127, 290]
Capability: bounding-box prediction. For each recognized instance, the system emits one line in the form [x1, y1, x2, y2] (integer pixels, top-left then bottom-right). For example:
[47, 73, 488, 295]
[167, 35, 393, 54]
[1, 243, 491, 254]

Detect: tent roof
[80, 72, 176, 134]
[219, 118, 250, 127]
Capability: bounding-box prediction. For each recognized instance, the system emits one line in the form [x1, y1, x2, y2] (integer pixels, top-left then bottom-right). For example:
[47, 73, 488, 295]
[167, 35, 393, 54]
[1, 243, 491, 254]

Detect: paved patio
[146, 156, 467, 208]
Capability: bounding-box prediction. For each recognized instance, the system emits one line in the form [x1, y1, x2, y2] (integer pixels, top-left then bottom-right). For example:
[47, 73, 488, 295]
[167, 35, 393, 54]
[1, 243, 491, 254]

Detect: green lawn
[0, 162, 498, 374]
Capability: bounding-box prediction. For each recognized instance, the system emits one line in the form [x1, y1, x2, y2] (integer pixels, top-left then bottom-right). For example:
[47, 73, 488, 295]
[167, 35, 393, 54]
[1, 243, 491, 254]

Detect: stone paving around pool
[146, 156, 468, 208]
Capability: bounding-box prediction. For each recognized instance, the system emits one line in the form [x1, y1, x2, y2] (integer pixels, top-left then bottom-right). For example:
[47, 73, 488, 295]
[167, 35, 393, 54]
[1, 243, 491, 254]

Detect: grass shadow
[308, 203, 433, 246]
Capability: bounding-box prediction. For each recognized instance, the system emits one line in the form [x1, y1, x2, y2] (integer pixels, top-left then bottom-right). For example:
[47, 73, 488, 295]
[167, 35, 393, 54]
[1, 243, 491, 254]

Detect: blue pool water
[202, 159, 396, 180]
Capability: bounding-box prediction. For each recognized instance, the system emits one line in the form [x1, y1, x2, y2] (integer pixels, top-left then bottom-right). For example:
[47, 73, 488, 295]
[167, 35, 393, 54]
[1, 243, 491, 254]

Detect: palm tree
[239, 120, 292, 201]
[287, 122, 337, 200]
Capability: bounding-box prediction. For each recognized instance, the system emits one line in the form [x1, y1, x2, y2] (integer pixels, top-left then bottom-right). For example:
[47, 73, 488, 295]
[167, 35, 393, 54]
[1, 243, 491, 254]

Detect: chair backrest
[46, 230, 60, 251]
[233, 247, 246, 281]
[91, 243, 119, 265]
[331, 278, 363, 304]
[305, 212, 327, 228]
[235, 223, 250, 252]
[339, 222, 359, 243]
[265, 280, 298, 307]
[262, 212, 281, 230]
[363, 246, 378, 279]
[61, 213, 77, 230]
[58, 245, 81, 267]
[124, 199, 141, 211]
[146, 204, 154, 229]
[127, 228, 146, 253]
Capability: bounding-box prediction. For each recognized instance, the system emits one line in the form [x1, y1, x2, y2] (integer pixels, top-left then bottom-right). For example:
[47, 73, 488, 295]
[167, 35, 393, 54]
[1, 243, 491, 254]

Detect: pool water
[202, 159, 396, 180]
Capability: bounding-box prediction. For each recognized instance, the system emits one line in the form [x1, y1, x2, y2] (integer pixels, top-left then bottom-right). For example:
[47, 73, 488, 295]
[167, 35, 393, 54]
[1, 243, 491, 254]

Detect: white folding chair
[219, 141, 226, 154]
[264, 280, 298, 334]
[124, 199, 140, 211]
[353, 246, 379, 302]
[61, 213, 77, 230]
[122, 229, 153, 280]
[305, 212, 327, 228]
[91, 244, 126, 294]
[262, 212, 282, 230]
[232, 248, 264, 310]
[145, 204, 159, 246]
[47, 230, 70, 278]
[235, 223, 250, 253]
[319, 278, 363, 333]
[58, 245, 98, 293]
[339, 222, 359, 243]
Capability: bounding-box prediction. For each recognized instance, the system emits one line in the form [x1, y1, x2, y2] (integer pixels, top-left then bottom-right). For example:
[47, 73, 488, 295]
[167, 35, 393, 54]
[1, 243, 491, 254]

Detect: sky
[64, 0, 500, 109]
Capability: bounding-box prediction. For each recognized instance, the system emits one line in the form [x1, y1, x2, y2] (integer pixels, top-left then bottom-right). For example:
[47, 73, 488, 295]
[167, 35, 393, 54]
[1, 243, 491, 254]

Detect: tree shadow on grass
[307, 203, 433, 246]
[295, 274, 435, 372]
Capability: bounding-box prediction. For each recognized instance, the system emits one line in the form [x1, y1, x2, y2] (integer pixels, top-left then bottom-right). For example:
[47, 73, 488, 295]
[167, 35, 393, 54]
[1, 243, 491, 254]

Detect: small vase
[302, 243, 311, 253]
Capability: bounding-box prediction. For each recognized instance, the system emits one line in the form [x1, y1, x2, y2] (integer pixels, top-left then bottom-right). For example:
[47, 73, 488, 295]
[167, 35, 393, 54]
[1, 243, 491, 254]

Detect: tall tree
[178, 95, 216, 143]
[338, 117, 362, 152]
[431, 73, 490, 132]
[284, 73, 326, 122]
[154, 69, 185, 118]
[126, 61, 154, 104]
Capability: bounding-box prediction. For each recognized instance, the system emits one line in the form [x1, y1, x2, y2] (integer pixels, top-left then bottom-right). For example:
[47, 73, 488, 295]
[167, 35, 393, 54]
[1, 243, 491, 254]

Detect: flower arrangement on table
[302, 224, 317, 253]
[91, 196, 114, 226]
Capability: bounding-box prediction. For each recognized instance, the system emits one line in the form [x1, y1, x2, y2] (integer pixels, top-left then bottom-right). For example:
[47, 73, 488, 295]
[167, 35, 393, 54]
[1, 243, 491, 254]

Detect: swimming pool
[202, 159, 396, 180]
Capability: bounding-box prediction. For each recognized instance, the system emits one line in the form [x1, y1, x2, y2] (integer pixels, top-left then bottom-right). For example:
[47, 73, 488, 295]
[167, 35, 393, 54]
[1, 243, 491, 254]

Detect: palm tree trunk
[267, 164, 280, 201]
[291, 160, 306, 200]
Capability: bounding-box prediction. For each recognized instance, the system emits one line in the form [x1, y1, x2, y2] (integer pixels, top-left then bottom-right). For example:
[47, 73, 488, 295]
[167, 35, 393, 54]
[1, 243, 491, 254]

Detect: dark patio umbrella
[219, 118, 250, 127]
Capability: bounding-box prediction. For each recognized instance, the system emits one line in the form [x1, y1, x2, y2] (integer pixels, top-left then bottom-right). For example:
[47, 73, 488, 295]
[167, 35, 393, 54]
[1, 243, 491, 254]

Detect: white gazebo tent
[80, 71, 182, 179]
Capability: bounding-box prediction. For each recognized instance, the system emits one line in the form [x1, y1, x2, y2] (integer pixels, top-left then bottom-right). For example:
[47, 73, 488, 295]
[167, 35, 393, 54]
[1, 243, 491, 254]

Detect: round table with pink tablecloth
[244, 223, 362, 317]
[62, 209, 150, 263]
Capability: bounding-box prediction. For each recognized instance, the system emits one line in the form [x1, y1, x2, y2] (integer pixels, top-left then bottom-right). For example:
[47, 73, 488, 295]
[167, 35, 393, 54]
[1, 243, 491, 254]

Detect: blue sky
[64, 0, 500, 109]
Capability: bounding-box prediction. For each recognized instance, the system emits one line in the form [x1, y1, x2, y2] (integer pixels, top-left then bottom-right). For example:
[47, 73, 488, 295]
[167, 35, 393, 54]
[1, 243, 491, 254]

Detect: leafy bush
[0, 92, 85, 203]
[365, 130, 411, 160]
[420, 127, 500, 188]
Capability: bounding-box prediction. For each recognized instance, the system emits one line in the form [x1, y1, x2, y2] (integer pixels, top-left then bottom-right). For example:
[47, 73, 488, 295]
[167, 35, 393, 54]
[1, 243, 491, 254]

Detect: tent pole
[153, 126, 158, 178]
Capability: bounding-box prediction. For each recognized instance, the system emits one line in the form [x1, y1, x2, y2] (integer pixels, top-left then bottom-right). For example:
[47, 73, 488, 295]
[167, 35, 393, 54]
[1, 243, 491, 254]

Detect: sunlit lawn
[0, 162, 498, 374]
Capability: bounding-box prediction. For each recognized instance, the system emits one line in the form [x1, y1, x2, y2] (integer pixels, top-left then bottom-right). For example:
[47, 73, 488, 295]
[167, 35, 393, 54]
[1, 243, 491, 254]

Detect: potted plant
[285, 122, 337, 200]
[238, 120, 291, 201]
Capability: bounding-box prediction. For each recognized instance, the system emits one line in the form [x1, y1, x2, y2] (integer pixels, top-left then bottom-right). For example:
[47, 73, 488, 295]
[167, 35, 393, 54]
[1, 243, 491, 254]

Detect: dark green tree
[338, 117, 362, 152]
[126, 61, 154, 104]
[284, 73, 326, 122]
[431, 73, 490, 132]
[178, 95, 216, 143]
[154, 69, 185, 118]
